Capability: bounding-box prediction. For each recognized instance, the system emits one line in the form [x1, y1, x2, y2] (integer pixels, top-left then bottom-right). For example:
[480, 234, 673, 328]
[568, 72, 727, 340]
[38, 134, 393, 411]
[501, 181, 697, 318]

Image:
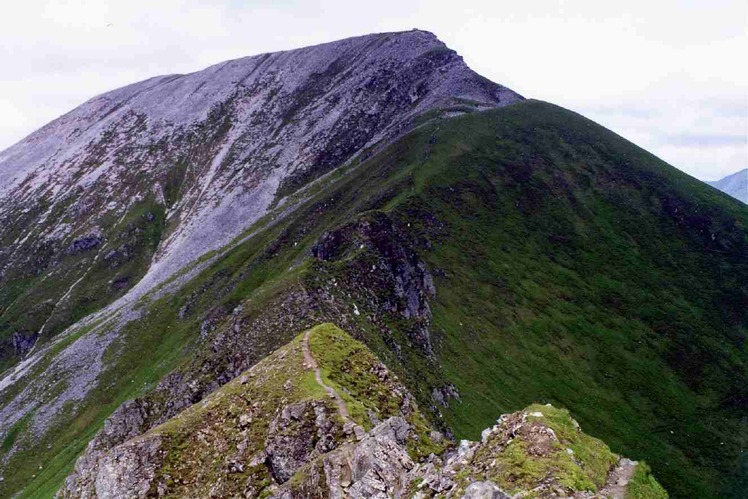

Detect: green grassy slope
[2, 100, 744, 497]
[299, 99, 746, 496]
[389, 102, 747, 497]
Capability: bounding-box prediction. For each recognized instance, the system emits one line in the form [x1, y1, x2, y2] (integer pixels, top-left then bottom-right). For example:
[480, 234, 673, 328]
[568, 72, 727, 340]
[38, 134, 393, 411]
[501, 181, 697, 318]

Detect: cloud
[0, 0, 745, 180]
[568, 91, 747, 179]
[664, 134, 747, 147]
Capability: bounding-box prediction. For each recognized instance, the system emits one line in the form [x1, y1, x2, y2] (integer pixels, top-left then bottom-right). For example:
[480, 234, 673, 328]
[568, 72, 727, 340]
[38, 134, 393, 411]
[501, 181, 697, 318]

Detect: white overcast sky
[0, 0, 745, 180]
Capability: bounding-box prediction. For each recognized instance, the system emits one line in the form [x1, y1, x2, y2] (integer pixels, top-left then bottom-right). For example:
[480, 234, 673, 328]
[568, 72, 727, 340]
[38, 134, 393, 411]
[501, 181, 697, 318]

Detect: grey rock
[59, 435, 163, 499]
[265, 401, 341, 483]
[461, 481, 510, 499]
[286, 417, 416, 498]
[93, 437, 163, 499]
[60, 399, 151, 497]
[432, 383, 461, 407]
[65, 233, 103, 255]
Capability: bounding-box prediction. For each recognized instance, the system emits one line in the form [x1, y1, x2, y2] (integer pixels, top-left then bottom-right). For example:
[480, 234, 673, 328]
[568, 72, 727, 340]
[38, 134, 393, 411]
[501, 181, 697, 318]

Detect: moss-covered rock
[440, 404, 618, 496]
[60, 324, 441, 497]
[61, 324, 667, 498]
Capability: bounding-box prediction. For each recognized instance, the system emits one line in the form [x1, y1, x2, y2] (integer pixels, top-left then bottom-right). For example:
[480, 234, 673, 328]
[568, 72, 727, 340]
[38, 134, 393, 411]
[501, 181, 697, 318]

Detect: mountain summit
[0, 31, 746, 498]
[0, 30, 521, 360]
[708, 168, 747, 204]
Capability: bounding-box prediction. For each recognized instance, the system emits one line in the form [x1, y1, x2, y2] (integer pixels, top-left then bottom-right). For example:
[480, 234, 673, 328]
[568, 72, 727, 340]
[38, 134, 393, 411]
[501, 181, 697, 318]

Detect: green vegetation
[2, 414, 30, 452]
[526, 404, 618, 489]
[0, 195, 166, 363]
[309, 323, 446, 459]
[311, 323, 402, 427]
[2, 100, 745, 497]
[394, 102, 746, 498]
[627, 461, 669, 499]
[457, 404, 617, 495]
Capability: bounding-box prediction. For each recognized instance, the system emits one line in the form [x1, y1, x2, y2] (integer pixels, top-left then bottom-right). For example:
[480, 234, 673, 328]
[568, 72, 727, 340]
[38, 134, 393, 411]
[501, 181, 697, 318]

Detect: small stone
[239, 414, 252, 428]
[461, 480, 510, 498]
[353, 425, 367, 441]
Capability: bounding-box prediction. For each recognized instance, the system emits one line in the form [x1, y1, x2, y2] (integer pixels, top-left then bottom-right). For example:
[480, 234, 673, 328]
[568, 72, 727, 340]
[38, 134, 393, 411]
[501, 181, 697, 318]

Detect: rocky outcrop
[273, 405, 666, 498]
[91, 437, 163, 499]
[273, 417, 416, 499]
[311, 212, 437, 354]
[432, 384, 461, 407]
[60, 326, 667, 498]
[65, 231, 104, 255]
[60, 400, 152, 498]
[265, 401, 342, 483]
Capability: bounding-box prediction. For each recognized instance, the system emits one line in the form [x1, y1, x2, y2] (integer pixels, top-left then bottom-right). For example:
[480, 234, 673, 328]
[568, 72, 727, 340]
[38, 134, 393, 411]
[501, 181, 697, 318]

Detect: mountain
[708, 168, 747, 204]
[0, 29, 521, 366]
[0, 30, 746, 498]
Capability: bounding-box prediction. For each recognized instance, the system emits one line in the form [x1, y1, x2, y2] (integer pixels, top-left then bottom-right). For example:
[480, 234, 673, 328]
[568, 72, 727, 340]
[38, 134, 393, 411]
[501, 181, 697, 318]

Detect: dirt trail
[600, 457, 637, 498]
[302, 329, 351, 423]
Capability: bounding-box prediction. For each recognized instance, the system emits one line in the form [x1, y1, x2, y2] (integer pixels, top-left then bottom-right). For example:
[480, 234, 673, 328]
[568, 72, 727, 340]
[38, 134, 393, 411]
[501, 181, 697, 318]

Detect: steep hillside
[0, 37, 745, 498]
[61, 324, 666, 498]
[708, 168, 747, 204]
[0, 29, 521, 370]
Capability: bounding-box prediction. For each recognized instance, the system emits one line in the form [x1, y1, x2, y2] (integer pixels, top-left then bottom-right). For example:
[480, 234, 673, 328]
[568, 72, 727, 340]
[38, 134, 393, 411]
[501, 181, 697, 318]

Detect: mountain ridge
[0, 32, 746, 498]
[60, 323, 666, 498]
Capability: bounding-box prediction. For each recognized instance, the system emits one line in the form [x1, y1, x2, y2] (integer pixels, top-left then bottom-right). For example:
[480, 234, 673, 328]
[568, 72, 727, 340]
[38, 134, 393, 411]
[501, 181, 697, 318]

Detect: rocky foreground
[60, 324, 666, 498]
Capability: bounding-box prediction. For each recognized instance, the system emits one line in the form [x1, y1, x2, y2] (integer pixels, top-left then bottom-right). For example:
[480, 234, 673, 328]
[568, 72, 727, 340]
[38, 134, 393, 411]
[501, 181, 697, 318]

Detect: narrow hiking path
[302, 329, 351, 423]
[599, 458, 637, 498]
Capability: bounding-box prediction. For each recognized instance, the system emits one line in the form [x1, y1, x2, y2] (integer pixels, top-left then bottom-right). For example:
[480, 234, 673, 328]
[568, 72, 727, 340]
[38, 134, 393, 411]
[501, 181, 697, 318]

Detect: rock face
[273, 416, 417, 499]
[60, 399, 153, 498]
[311, 212, 438, 353]
[91, 436, 163, 499]
[265, 401, 341, 483]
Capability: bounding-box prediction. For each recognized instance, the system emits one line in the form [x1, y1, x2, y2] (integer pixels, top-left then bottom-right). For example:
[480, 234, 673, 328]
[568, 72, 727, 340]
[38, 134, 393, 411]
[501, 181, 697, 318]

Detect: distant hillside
[708, 168, 747, 204]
